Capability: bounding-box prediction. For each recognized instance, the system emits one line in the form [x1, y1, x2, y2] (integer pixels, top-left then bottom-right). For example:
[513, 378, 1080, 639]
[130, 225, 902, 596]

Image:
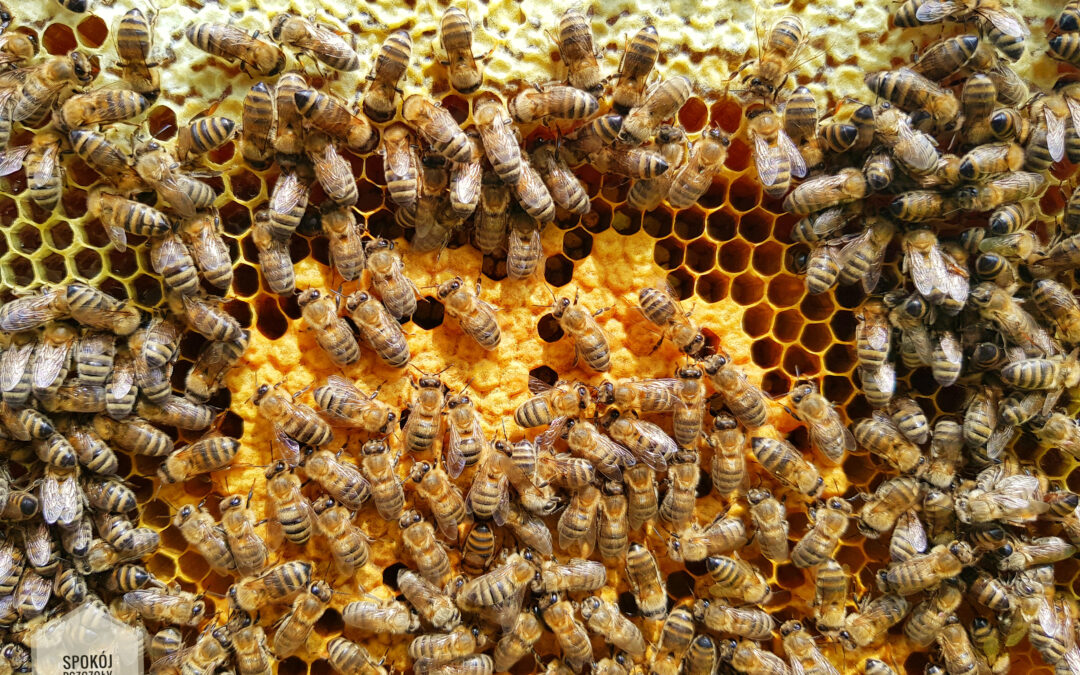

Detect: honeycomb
[0, 0, 1078, 673]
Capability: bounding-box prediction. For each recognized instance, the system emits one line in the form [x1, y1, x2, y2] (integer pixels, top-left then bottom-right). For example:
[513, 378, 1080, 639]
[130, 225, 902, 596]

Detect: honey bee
[864, 67, 960, 131]
[216, 492, 268, 579]
[970, 282, 1058, 355]
[457, 551, 536, 613]
[248, 212, 294, 295]
[293, 88, 378, 155]
[342, 597, 418, 635]
[549, 293, 610, 372]
[504, 214, 542, 280]
[0, 129, 62, 211]
[1004, 536, 1077, 571]
[341, 37, 404, 125]
[398, 568, 460, 631]
[174, 116, 236, 163]
[750, 436, 824, 498]
[315, 498, 371, 575]
[64, 419, 118, 474]
[123, 586, 206, 626]
[597, 480, 630, 562]
[186, 22, 285, 76]
[295, 289, 359, 367]
[732, 14, 806, 100]
[494, 613, 544, 672]
[515, 378, 589, 429]
[68, 129, 144, 193]
[665, 127, 730, 209]
[837, 594, 909, 650]
[718, 639, 789, 675]
[397, 376, 443, 459]
[307, 134, 358, 207]
[659, 449, 699, 530]
[696, 599, 775, 640]
[886, 396, 930, 445]
[855, 410, 926, 473]
[7, 52, 94, 125]
[578, 596, 647, 657]
[363, 239, 418, 321]
[0, 26, 34, 69]
[175, 212, 232, 290]
[240, 82, 274, 169]
[271, 14, 359, 72]
[228, 559, 312, 613]
[264, 460, 316, 544]
[788, 380, 854, 464]
[401, 95, 471, 164]
[173, 501, 235, 574]
[459, 522, 496, 576]
[878, 540, 973, 594]
[469, 102, 519, 194]
[706, 554, 771, 604]
[379, 123, 420, 209]
[263, 171, 309, 240]
[780, 620, 841, 675]
[360, 439, 404, 521]
[345, 290, 411, 368]
[956, 469, 1048, 524]
[957, 171, 1048, 212]
[434, 276, 501, 351]
[855, 299, 891, 375]
[904, 582, 963, 648]
[298, 448, 370, 511]
[617, 75, 693, 146]
[532, 142, 589, 215]
[86, 189, 167, 256]
[253, 383, 334, 462]
[310, 376, 393, 437]
[315, 209, 364, 282]
[1031, 279, 1080, 345]
[509, 84, 599, 124]
[536, 558, 605, 595]
[747, 106, 807, 199]
[157, 435, 239, 484]
[436, 7, 483, 94]
[901, 228, 970, 309]
[410, 462, 466, 542]
[555, 483, 600, 554]
[792, 497, 852, 568]
[31, 322, 77, 400]
[609, 24, 661, 113]
[627, 124, 687, 210]
[1, 332, 37, 405]
[783, 167, 867, 215]
[271, 580, 331, 659]
[859, 475, 921, 538]
[621, 542, 666, 621]
[746, 488, 789, 563]
[134, 142, 217, 218]
[910, 33, 988, 82]
[605, 411, 677, 471]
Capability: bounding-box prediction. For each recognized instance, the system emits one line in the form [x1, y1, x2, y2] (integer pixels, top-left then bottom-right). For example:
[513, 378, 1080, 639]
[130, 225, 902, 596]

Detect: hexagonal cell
[725, 138, 751, 173]
[829, 310, 856, 343]
[613, 206, 642, 236]
[562, 228, 593, 261]
[653, 237, 684, 270]
[706, 209, 736, 242]
[600, 173, 630, 205]
[678, 97, 709, 133]
[643, 207, 674, 239]
[752, 241, 784, 276]
[667, 268, 695, 300]
[782, 345, 820, 377]
[751, 337, 782, 369]
[719, 240, 751, 274]
[544, 253, 574, 287]
[685, 239, 716, 274]
[823, 375, 855, 405]
[357, 179, 383, 212]
[12, 222, 41, 254]
[39, 252, 68, 283]
[824, 343, 856, 374]
[728, 175, 760, 212]
[148, 105, 177, 140]
[739, 208, 774, 243]
[44, 221, 74, 251]
[742, 303, 773, 338]
[67, 158, 100, 188]
[801, 323, 834, 352]
[772, 309, 803, 343]
[76, 15, 108, 47]
[699, 178, 728, 210]
[673, 208, 706, 241]
[800, 292, 836, 322]
[73, 248, 101, 278]
[42, 22, 76, 54]
[583, 201, 613, 234]
[228, 170, 262, 203]
[710, 98, 743, 133]
[731, 272, 764, 306]
[413, 296, 444, 330]
[695, 271, 728, 304]
[108, 247, 139, 279]
[761, 369, 792, 398]
[766, 274, 803, 308]
[537, 314, 563, 343]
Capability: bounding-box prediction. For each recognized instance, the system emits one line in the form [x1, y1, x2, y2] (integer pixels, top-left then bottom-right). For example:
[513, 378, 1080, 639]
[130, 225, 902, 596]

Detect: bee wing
[871, 362, 896, 395]
[938, 332, 963, 364]
[527, 376, 554, 396]
[1045, 109, 1067, 163]
[904, 242, 937, 299]
[15, 570, 51, 613]
[41, 474, 80, 525]
[385, 142, 414, 178]
[535, 416, 568, 452]
[271, 173, 307, 215]
[149, 647, 199, 675]
[1065, 96, 1080, 138]
[752, 131, 780, 187]
[838, 229, 885, 294]
[155, 171, 198, 218]
[317, 375, 365, 424]
[33, 143, 59, 187]
[104, 220, 129, 252]
[33, 336, 73, 390]
[914, 0, 964, 22]
[891, 509, 927, 562]
[271, 428, 304, 468]
[595, 434, 637, 481]
[108, 360, 135, 401]
[317, 143, 355, 185]
[790, 652, 807, 675]
[23, 522, 51, 568]
[0, 341, 33, 392]
[779, 129, 807, 179]
[0, 145, 29, 176]
[445, 422, 468, 479]
[493, 475, 511, 527]
[979, 6, 1030, 37]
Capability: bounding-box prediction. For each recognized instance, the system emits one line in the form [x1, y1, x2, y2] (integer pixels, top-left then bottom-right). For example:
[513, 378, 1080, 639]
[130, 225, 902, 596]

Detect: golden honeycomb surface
[0, 0, 1078, 674]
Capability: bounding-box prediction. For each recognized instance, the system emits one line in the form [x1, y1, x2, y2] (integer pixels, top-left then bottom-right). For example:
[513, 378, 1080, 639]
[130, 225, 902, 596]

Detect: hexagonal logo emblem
[31, 602, 142, 675]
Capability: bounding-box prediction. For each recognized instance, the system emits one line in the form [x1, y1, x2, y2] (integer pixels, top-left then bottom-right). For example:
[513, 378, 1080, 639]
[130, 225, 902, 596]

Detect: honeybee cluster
[0, 0, 1078, 674]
